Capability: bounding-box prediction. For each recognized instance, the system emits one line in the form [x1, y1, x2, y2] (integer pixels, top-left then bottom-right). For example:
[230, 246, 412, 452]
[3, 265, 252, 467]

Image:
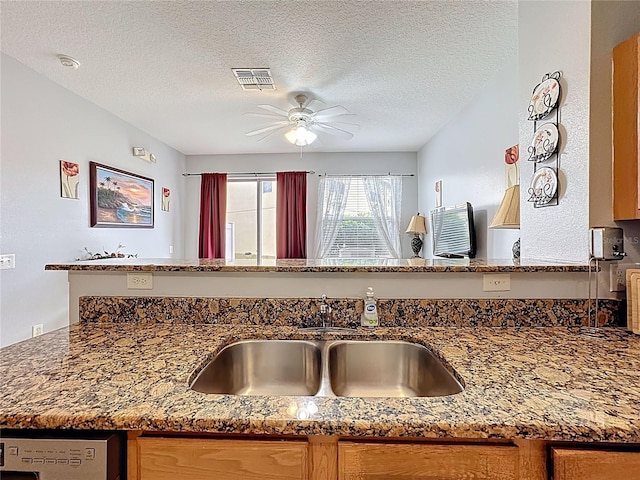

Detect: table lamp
[489, 184, 520, 259]
[406, 213, 427, 258]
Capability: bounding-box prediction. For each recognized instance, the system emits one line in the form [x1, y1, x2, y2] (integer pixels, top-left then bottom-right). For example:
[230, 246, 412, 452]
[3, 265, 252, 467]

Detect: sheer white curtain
[362, 175, 402, 258]
[313, 177, 351, 258]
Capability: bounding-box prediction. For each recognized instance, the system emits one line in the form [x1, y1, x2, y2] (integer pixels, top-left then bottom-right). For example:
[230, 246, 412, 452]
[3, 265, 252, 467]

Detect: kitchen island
[1, 321, 639, 479]
[44, 258, 608, 327]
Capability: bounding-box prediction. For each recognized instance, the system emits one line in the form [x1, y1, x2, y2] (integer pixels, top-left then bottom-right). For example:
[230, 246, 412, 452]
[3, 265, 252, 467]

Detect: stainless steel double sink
[190, 339, 463, 398]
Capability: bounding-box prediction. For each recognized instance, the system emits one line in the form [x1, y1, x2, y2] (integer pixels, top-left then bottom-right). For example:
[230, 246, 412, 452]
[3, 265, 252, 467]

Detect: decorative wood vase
[411, 235, 423, 258]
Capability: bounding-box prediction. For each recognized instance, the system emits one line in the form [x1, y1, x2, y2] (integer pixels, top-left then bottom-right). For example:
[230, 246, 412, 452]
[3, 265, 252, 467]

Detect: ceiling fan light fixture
[285, 125, 317, 146]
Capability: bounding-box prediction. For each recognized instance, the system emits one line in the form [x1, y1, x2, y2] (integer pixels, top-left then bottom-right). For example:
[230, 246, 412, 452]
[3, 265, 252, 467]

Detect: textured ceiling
[0, 1, 517, 155]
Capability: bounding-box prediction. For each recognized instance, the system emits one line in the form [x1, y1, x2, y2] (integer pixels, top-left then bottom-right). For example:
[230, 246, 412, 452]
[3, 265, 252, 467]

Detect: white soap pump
[361, 287, 379, 327]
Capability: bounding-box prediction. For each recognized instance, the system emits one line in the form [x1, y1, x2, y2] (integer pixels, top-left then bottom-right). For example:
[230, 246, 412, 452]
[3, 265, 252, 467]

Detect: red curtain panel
[198, 173, 227, 258]
[276, 171, 307, 258]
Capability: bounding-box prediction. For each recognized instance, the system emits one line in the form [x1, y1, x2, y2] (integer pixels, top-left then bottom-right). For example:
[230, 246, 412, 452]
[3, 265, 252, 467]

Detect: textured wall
[0, 54, 186, 347]
[417, 61, 519, 259]
[184, 152, 418, 258]
[518, 1, 592, 263]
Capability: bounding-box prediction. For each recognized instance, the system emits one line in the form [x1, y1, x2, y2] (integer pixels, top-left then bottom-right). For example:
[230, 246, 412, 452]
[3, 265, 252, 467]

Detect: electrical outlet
[32, 324, 43, 337]
[610, 262, 639, 292]
[169, 245, 174, 254]
[0, 254, 15, 269]
[483, 273, 511, 291]
[127, 272, 153, 290]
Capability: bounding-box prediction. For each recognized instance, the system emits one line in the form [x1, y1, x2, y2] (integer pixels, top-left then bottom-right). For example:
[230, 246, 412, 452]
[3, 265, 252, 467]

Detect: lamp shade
[405, 213, 427, 234]
[285, 126, 317, 146]
[489, 185, 520, 229]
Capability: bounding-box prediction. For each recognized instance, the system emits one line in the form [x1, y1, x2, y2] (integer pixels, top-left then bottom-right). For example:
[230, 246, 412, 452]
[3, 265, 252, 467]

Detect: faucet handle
[320, 294, 332, 313]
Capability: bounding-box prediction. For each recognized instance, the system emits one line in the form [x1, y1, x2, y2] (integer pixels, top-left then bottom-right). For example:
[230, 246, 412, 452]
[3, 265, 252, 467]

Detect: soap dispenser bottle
[361, 287, 379, 327]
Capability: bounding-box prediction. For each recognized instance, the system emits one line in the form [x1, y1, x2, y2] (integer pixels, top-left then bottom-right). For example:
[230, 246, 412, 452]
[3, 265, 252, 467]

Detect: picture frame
[161, 187, 170, 212]
[60, 160, 80, 199]
[89, 161, 154, 228]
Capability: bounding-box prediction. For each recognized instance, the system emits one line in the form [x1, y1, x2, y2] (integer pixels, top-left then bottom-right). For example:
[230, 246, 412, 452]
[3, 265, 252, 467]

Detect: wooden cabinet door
[136, 437, 308, 480]
[613, 31, 640, 220]
[552, 448, 640, 480]
[339, 442, 519, 480]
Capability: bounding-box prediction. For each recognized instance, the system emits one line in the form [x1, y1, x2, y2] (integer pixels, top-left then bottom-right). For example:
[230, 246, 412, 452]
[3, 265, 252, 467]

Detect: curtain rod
[319, 173, 415, 177]
[183, 171, 315, 177]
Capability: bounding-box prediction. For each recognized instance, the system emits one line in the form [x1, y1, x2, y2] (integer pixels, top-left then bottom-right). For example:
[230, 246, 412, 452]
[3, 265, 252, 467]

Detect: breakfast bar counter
[44, 257, 593, 273]
[1, 322, 638, 442]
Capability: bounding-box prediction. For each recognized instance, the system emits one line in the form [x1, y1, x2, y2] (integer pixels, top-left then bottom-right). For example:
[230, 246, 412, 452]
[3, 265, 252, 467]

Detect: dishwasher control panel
[0, 434, 121, 480]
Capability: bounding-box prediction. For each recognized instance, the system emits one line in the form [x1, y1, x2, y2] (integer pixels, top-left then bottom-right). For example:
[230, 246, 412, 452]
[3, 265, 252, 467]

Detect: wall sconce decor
[526, 71, 561, 208]
[132, 147, 156, 163]
[405, 213, 428, 258]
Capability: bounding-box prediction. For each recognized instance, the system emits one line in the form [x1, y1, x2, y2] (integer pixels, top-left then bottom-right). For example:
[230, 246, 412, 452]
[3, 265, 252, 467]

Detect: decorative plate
[529, 123, 559, 162]
[529, 167, 557, 204]
[528, 78, 560, 120]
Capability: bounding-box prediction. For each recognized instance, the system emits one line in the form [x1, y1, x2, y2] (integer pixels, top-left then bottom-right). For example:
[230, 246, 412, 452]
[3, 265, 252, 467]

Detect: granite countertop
[1, 323, 638, 442]
[45, 257, 593, 273]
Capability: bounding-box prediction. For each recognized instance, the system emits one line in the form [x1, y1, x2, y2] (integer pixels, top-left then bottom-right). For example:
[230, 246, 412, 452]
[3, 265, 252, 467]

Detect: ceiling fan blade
[244, 112, 288, 120]
[305, 99, 325, 111]
[257, 104, 290, 116]
[309, 123, 355, 140]
[312, 113, 358, 122]
[325, 120, 361, 131]
[256, 124, 290, 142]
[245, 121, 290, 137]
[311, 105, 350, 118]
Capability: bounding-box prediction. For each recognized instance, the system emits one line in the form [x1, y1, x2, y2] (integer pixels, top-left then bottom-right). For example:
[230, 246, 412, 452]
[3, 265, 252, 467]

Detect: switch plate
[127, 272, 153, 290]
[0, 254, 15, 269]
[483, 273, 511, 291]
[32, 324, 43, 337]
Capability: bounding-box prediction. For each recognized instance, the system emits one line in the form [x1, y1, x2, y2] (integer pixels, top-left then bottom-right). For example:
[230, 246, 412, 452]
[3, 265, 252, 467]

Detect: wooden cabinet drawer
[552, 448, 640, 480]
[338, 441, 519, 480]
[136, 437, 308, 480]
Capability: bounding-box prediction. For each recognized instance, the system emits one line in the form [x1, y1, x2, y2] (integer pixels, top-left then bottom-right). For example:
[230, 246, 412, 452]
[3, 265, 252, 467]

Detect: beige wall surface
[417, 60, 519, 260]
[0, 54, 186, 347]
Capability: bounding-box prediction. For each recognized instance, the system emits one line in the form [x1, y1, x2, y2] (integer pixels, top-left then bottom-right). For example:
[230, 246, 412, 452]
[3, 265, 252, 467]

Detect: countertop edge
[44, 259, 593, 273]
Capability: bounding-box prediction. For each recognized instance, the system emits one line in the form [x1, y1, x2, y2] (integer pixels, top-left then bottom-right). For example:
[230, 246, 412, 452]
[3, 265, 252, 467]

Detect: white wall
[518, 1, 592, 263]
[184, 152, 418, 258]
[0, 54, 186, 347]
[417, 62, 519, 259]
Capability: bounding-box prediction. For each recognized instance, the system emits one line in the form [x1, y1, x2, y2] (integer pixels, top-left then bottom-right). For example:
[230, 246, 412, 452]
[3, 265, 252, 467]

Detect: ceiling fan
[245, 94, 359, 146]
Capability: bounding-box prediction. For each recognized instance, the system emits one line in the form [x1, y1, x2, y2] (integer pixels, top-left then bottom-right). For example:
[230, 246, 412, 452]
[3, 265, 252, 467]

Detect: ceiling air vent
[232, 68, 275, 91]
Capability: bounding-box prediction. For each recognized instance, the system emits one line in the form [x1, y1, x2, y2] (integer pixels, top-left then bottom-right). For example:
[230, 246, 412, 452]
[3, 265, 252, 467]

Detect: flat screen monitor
[431, 202, 476, 258]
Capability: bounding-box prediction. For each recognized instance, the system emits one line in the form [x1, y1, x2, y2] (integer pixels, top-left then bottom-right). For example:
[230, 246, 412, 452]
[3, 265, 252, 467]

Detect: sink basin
[190, 340, 322, 396]
[328, 340, 463, 397]
[190, 339, 463, 398]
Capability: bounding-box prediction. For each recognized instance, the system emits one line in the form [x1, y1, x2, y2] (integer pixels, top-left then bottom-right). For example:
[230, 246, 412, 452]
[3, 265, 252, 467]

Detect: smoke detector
[57, 54, 80, 70]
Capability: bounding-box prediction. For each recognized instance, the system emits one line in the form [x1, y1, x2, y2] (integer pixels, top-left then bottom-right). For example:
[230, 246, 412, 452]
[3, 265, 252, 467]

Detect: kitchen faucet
[319, 294, 333, 328]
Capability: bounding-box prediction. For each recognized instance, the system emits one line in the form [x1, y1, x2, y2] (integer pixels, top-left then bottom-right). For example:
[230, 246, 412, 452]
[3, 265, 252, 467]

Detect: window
[315, 176, 402, 259]
[226, 178, 276, 261]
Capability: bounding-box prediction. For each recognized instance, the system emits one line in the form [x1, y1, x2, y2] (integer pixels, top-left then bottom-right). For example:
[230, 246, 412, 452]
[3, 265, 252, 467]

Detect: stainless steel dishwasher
[0, 431, 123, 480]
